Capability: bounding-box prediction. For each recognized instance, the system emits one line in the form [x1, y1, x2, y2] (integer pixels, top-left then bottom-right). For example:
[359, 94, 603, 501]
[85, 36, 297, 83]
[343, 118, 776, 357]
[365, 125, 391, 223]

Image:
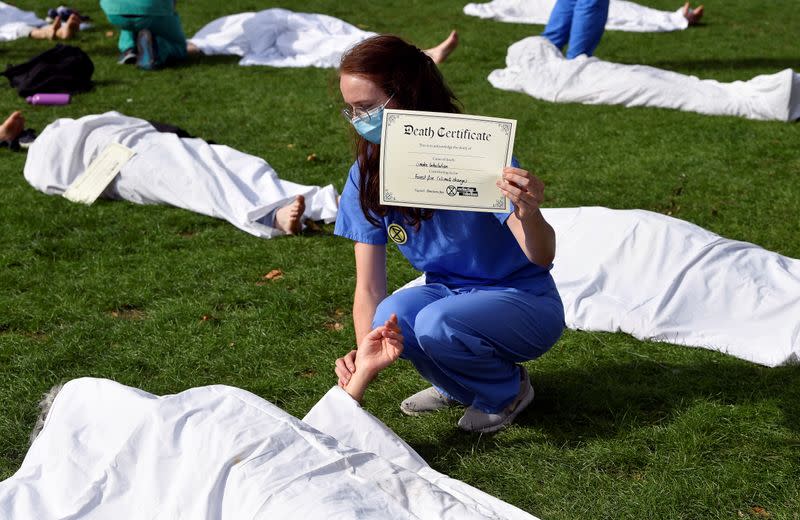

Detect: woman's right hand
[335, 349, 357, 387]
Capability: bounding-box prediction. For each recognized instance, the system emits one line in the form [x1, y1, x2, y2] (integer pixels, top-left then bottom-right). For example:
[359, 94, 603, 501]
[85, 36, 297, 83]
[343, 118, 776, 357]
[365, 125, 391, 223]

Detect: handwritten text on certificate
[379, 110, 516, 212]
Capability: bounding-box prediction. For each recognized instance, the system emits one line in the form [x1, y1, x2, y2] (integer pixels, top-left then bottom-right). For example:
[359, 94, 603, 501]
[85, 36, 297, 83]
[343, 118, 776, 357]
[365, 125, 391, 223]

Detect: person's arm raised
[498, 166, 556, 267]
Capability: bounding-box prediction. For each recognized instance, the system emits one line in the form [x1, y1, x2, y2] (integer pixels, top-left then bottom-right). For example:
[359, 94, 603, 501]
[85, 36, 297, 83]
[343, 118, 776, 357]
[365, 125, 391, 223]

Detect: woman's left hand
[496, 166, 545, 221]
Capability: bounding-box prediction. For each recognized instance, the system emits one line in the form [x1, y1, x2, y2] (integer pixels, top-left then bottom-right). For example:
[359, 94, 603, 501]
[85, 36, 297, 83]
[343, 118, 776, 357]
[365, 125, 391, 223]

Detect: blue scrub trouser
[542, 0, 610, 59]
[373, 283, 564, 413]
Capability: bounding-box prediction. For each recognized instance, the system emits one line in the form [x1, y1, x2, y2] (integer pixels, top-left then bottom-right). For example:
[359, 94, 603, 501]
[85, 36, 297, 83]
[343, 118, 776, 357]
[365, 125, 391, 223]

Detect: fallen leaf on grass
[265, 269, 283, 279]
[750, 506, 770, 518]
[306, 153, 317, 162]
[110, 307, 145, 320]
[256, 269, 284, 285]
[105, 30, 114, 37]
[325, 322, 344, 332]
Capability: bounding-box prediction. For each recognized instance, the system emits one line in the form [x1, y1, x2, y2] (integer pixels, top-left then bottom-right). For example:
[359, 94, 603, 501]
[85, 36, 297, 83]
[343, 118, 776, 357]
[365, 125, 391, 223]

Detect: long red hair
[339, 35, 462, 227]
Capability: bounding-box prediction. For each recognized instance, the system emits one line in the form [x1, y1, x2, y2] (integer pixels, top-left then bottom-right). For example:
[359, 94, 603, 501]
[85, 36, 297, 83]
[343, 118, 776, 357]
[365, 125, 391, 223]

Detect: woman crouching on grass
[333, 35, 565, 433]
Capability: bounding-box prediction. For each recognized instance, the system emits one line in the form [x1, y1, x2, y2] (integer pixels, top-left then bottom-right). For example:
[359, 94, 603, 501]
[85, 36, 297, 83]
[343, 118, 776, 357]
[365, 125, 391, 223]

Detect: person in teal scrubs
[100, 0, 187, 69]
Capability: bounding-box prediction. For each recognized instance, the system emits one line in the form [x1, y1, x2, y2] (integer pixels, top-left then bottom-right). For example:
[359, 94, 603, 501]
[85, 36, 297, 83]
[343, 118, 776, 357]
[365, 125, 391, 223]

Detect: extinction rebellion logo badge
[388, 223, 407, 245]
[446, 185, 478, 197]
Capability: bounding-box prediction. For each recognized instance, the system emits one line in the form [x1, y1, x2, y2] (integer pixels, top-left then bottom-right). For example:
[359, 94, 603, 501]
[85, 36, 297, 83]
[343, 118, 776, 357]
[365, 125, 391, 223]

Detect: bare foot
[0, 111, 25, 142]
[56, 13, 80, 40]
[274, 195, 305, 235]
[186, 42, 204, 55]
[424, 30, 459, 65]
[682, 2, 704, 25]
[29, 18, 60, 40]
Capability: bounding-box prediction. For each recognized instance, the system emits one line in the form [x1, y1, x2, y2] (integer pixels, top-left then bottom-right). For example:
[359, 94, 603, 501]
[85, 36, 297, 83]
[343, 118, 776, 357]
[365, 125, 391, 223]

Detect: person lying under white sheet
[0, 2, 79, 41]
[464, 0, 703, 32]
[185, 7, 458, 67]
[399, 207, 800, 368]
[488, 36, 800, 122]
[18, 111, 339, 238]
[0, 317, 540, 520]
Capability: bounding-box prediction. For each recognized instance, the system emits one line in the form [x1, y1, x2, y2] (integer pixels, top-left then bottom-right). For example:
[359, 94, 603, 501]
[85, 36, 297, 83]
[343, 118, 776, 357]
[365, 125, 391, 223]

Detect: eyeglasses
[342, 93, 395, 123]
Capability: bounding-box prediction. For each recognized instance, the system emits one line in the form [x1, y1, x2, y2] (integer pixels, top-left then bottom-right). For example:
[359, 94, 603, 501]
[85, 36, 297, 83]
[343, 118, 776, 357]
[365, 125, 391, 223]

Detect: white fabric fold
[399, 207, 800, 367]
[488, 36, 800, 121]
[188, 8, 376, 68]
[464, 0, 688, 32]
[23, 112, 339, 239]
[0, 1, 44, 41]
[0, 378, 539, 520]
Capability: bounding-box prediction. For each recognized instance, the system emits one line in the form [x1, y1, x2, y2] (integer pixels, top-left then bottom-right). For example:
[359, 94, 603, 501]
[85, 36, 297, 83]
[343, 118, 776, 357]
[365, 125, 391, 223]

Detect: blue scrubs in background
[335, 160, 565, 413]
[542, 0, 611, 59]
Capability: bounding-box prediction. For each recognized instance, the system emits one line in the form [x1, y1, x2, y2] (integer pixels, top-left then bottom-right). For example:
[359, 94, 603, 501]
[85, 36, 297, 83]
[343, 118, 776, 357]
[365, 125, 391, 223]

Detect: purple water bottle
[26, 93, 71, 105]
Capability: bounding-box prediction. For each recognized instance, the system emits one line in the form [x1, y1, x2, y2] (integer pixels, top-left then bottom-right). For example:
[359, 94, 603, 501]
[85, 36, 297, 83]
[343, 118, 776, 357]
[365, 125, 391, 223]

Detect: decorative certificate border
[379, 109, 516, 213]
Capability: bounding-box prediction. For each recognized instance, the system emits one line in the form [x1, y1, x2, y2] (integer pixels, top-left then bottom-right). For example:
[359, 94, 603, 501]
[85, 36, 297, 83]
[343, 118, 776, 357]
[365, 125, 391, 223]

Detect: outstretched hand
[355, 314, 403, 379]
[335, 314, 404, 402]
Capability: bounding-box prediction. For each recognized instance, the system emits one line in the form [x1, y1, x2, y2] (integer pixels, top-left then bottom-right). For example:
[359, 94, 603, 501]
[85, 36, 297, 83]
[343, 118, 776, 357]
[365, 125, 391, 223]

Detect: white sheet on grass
[488, 36, 800, 121]
[188, 8, 376, 68]
[0, 378, 539, 520]
[0, 2, 44, 41]
[401, 207, 800, 367]
[23, 112, 339, 239]
[464, 0, 688, 32]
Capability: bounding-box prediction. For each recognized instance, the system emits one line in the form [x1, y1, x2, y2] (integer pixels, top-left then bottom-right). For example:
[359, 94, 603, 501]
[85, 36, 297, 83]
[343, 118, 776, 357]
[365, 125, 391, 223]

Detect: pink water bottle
[26, 93, 71, 105]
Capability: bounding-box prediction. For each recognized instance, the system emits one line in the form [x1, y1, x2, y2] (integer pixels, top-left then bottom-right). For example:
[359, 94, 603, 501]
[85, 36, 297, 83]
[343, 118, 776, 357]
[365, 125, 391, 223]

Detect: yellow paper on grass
[63, 143, 135, 205]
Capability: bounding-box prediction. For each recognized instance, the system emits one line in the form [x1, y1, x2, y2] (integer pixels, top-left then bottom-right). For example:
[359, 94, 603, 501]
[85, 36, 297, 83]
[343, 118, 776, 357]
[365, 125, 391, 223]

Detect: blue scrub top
[334, 160, 558, 293]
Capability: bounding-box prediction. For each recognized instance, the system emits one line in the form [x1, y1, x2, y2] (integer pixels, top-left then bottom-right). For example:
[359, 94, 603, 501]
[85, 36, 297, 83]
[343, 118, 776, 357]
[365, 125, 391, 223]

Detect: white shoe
[457, 366, 534, 433]
[400, 386, 463, 416]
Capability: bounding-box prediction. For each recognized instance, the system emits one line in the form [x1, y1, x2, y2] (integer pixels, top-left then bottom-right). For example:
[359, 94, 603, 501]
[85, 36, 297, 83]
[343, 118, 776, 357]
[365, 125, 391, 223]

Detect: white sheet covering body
[0, 378, 539, 520]
[23, 112, 338, 239]
[0, 1, 43, 41]
[488, 36, 800, 121]
[401, 207, 800, 367]
[464, 0, 688, 32]
[188, 8, 376, 68]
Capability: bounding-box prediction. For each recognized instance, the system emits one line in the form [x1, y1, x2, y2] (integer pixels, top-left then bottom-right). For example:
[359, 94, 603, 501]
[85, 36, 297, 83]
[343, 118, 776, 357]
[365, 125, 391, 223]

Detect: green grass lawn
[1, 0, 799, 518]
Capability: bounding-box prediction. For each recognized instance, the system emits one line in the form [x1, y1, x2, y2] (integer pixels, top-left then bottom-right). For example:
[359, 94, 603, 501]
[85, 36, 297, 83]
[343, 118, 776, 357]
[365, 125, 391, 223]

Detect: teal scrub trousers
[105, 13, 188, 67]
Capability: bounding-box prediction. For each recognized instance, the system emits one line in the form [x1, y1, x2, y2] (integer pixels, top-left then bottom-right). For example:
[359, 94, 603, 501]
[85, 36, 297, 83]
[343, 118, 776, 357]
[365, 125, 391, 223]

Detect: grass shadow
[523, 358, 800, 442]
[181, 54, 243, 68]
[411, 357, 799, 458]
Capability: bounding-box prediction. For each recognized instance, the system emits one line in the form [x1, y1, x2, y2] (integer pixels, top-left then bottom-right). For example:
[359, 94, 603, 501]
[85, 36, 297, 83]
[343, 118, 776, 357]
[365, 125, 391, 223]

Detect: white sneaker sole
[475, 386, 534, 433]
